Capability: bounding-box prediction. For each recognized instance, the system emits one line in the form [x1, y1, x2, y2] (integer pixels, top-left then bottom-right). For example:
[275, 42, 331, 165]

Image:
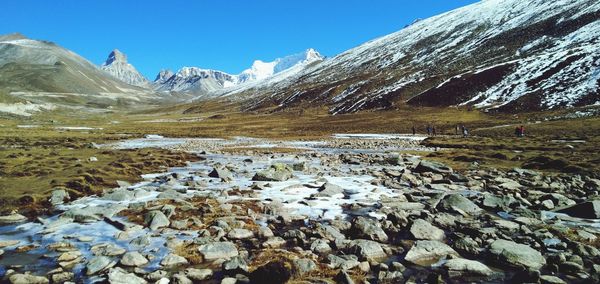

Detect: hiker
[432, 125, 437, 136]
[462, 125, 469, 137]
[426, 125, 432, 136]
[515, 126, 521, 137]
[519, 125, 525, 137]
[412, 125, 416, 136]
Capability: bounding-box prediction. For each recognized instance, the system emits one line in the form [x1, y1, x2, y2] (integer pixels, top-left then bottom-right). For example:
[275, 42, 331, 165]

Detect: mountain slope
[154, 49, 324, 96]
[219, 0, 600, 114]
[0, 34, 157, 116]
[100, 49, 149, 87]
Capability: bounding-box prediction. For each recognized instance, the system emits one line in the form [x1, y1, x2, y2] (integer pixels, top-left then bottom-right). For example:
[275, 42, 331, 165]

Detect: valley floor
[0, 106, 599, 283]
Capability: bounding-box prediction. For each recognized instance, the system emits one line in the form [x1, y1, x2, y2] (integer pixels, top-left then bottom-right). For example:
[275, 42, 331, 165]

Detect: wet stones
[443, 258, 493, 277]
[347, 239, 387, 261]
[0, 213, 27, 224]
[86, 256, 117, 275]
[350, 216, 388, 243]
[160, 253, 188, 268]
[184, 268, 213, 281]
[252, 163, 294, 182]
[144, 210, 170, 230]
[107, 267, 147, 284]
[209, 167, 233, 182]
[437, 194, 482, 215]
[488, 239, 546, 270]
[414, 160, 453, 174]
[8, 273, 49, 284]
[409, 219, 445, 241]
[198, 241, 239, 261]
[404, 240, 459, 266]
[311, 182, 343, 198]
[120, 251, 148, 267]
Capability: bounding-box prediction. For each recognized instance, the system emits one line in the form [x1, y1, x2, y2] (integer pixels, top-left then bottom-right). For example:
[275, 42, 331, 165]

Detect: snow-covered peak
[239, 48, 324, 82]
[100, 49, 149, 87]
[154, 69, 174, 83]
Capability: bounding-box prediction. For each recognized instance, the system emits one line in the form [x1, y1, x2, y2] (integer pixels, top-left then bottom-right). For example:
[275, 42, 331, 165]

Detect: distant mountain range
[1, 0, 599, 117]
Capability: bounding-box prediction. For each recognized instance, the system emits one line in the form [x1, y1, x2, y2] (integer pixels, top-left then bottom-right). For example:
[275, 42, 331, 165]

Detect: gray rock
[0, 213, 27, 224]
[293, 259, 317, 275]
[414, 160, 453, 174]
[50, 189, 70, 206]
[257, 227, 274, 238]
[409, 219, 445, 241]
[540, 275, 567, 284]
[91, 243, 126, 256]
[378, 271, 404, 282]
[8, 274, 49, 284]
[160, 254, 188, 267]
[328, 254, 360, 270]
[144, 210, 170, 230]
[488, 239, 546, 270]
[405, 240, 459, 266]
[556, 201, 600, 219]
[438, 194, 481, 215]
[185, 268, 213, 281]
[443, 258, 493, 276]
[102, 189, 134, 201]
[312, 182, 344, 198]
[351, 217, 388, 243]
[198, 242, 239, 261]
[227, 228, 254, 240]
[171, 273, 193, 284]
[348, 239, 387, 261]
[50, 272, 74, 283]
[314, 223, 345, 241]
[209, 167, 233, 182]
[223, 256, 248, 272]
[482, 194, 518, 210]
[120, 251, 148, 267]
[107, 267, 147, 284]
[86, 256, 117, 275]
[310, 239, 332, 254]
[252, 163, 293, 182]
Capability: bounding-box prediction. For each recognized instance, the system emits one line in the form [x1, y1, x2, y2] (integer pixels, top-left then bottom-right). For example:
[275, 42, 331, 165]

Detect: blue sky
[2, 0, 478, 78]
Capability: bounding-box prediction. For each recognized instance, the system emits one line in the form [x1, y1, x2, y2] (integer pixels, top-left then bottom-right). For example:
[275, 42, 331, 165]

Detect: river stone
[405, 240, 459, 266]
[91, 243, 126, 256]
[438, 194, 481, 215]
[86, 256, 117, 275]
[161, 253, 188, 267]
[443, 258, 493, 276]
[8, 274, 49, 284]
[144, 210, 170, 230]
[312, 183, 344, 198]
[227, 228, 254, 240]
[311, 239, 332, 254]
[107, 267, 147, 284]
[540, 275, 567, 284]
[348, 239, 387, 261]
[556, 201, 600, 219]
[351, 216, 388, 243]
[120, 251, 148, 267]
[0, 213, 27, 224]
[172, 273, 193, 284]
[314, 223, 345, 241]
[252, 163, 293, 182]
[185, 268, 213, 281]
[0, 240, 20, 248]
[51, 272, 74, 283]
[57, 250, 81, 262]
[293, 258, 317, 275]
[198, 242, 238, 261]
[327, 254, 360, 270]
[488, 239, 546, 270]
[209, 167, 233, 182]
[414, 160, 453, 174]
[102, 189, 134, 201]
[409, 219, 445, 241]
[50, 189, 70, 206]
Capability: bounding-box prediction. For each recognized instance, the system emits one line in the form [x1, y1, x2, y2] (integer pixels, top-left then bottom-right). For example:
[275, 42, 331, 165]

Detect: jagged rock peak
[104, 49, 127, 65]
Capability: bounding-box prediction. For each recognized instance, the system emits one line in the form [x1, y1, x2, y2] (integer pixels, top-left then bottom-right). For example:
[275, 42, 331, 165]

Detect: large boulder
[488, 239, 546, 270]
[50, 189, 70, 206]
[252, 163, 294, 182]
[160, 253, 188, 267]
[198, 242, 239, 261]
[414, 160, 453, 174]
[409, 219, 445, 241]
[350, 217, 388, 243]
[312, 183, 344, 198]
[144, 210, 170, 230]
[102, 189, 134, 201]
[8, 274, 49, 284]
[0, 213, 27, 224]
[556, 201, 600, 219]
[443, 258, 493, 277]
[438, 194, 482, 215]
[348, 239, 387, 261]
[120, 251, 148, 267]
[209, 167, 233, 182]
[107, 267, 147, 284]
[86, 256, 117, 275]
[405, 240, 459, 266]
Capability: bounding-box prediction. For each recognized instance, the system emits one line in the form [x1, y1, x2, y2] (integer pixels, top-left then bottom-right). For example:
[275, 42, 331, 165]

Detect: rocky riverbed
[0, 135, 599, 284]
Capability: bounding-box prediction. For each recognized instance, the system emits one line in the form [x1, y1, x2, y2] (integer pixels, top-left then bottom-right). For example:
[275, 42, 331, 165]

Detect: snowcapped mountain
[220, 0, 600, 114]
[153, 49, 324, 95]
[100, 49, 149, 87]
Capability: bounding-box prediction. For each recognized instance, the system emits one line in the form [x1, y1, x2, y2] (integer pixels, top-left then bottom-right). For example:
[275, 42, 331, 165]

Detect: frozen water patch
[332, 133, 428, 141]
